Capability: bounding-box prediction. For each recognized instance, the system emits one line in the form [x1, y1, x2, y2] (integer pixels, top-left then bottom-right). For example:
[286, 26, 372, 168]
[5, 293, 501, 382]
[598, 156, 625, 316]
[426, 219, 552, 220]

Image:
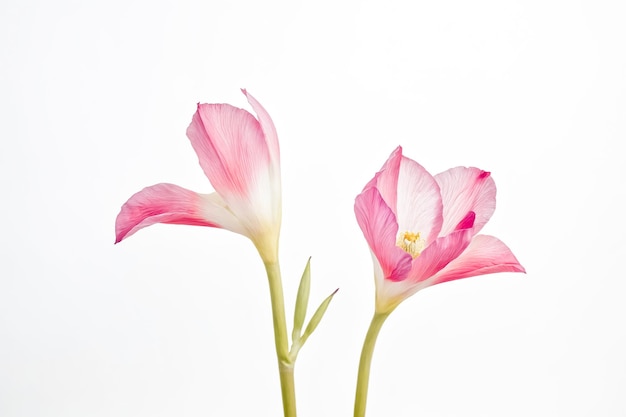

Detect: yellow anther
[396, 231, 425, 258]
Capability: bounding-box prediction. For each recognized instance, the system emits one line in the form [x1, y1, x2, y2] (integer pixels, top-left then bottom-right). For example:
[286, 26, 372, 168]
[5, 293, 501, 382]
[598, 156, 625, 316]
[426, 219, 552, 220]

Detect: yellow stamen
[396, 231, 425, 258]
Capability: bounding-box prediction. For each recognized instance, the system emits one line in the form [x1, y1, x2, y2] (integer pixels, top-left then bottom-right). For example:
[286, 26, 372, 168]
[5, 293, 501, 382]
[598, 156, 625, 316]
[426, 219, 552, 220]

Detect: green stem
[264, 261, 297, 417]
[354, 311, 391, 417]
[279, 363, 296, 416]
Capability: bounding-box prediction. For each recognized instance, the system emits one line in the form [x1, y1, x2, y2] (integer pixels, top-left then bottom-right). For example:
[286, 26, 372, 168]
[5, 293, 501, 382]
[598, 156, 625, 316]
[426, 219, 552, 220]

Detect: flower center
[396, 231, 425, 258]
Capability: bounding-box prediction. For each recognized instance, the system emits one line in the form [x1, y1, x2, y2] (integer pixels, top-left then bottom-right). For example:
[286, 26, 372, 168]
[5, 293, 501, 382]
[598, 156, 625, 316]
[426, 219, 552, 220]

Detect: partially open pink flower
[355, 147, 525, 313]
[115, 90, 282, 263]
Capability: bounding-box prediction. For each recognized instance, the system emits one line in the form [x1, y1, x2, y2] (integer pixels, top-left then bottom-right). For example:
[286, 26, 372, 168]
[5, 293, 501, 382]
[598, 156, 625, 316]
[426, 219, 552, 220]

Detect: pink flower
[355, 147, 525, 313]
[115, 90, 282, 263]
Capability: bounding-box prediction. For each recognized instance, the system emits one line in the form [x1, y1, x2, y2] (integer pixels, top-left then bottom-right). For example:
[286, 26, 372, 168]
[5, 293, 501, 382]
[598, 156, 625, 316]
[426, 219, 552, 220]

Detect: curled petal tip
[455, 211, 476, 230]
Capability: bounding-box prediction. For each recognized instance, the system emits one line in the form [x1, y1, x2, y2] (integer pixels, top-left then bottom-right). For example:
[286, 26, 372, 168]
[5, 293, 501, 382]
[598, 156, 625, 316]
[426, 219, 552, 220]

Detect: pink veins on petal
[115, 183, 218, 243]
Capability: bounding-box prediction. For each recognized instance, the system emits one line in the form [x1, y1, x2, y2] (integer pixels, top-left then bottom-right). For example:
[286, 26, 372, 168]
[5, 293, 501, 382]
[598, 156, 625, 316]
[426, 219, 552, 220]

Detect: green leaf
[300, 288, 339, 346]
[292, 257, 311, 342]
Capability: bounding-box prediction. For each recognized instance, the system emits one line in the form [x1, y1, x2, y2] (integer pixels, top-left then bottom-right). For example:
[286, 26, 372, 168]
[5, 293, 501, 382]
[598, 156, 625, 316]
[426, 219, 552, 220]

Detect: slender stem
[279, 363, 296, 417]
[354, 311, 391, 417]
[264, 261, 297, 417]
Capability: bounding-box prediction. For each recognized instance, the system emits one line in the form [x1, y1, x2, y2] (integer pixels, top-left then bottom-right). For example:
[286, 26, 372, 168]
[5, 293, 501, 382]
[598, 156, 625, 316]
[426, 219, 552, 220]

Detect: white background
[1, 0, 625, 416]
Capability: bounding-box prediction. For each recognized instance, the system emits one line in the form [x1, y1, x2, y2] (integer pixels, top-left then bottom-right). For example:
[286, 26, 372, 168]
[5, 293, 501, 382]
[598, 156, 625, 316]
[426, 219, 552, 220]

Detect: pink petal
[186, 102, 271, 200]
[408, 227, 474, 282]
[241, 90, 282, 220]
[435, 167, 496, 236]
[363, 146, 402, 214]
[242, 89, 280, 173]
[115, 183, 220, 243]
[395, 156, 443, 246]
[355, 187, 413, 282]
[429, 235, 526, 285]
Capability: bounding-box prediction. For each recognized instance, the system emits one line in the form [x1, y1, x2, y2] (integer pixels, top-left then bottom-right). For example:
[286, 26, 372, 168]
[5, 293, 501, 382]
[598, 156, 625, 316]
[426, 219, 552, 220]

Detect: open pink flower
[355, 147, 524, 313]
[115, 90, 282, 263]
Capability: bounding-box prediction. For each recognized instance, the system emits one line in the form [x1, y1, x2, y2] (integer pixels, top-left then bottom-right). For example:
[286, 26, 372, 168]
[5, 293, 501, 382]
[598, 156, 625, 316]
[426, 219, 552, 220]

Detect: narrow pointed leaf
[292, 257, 311, 342]
[300, 288, 339, 346]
